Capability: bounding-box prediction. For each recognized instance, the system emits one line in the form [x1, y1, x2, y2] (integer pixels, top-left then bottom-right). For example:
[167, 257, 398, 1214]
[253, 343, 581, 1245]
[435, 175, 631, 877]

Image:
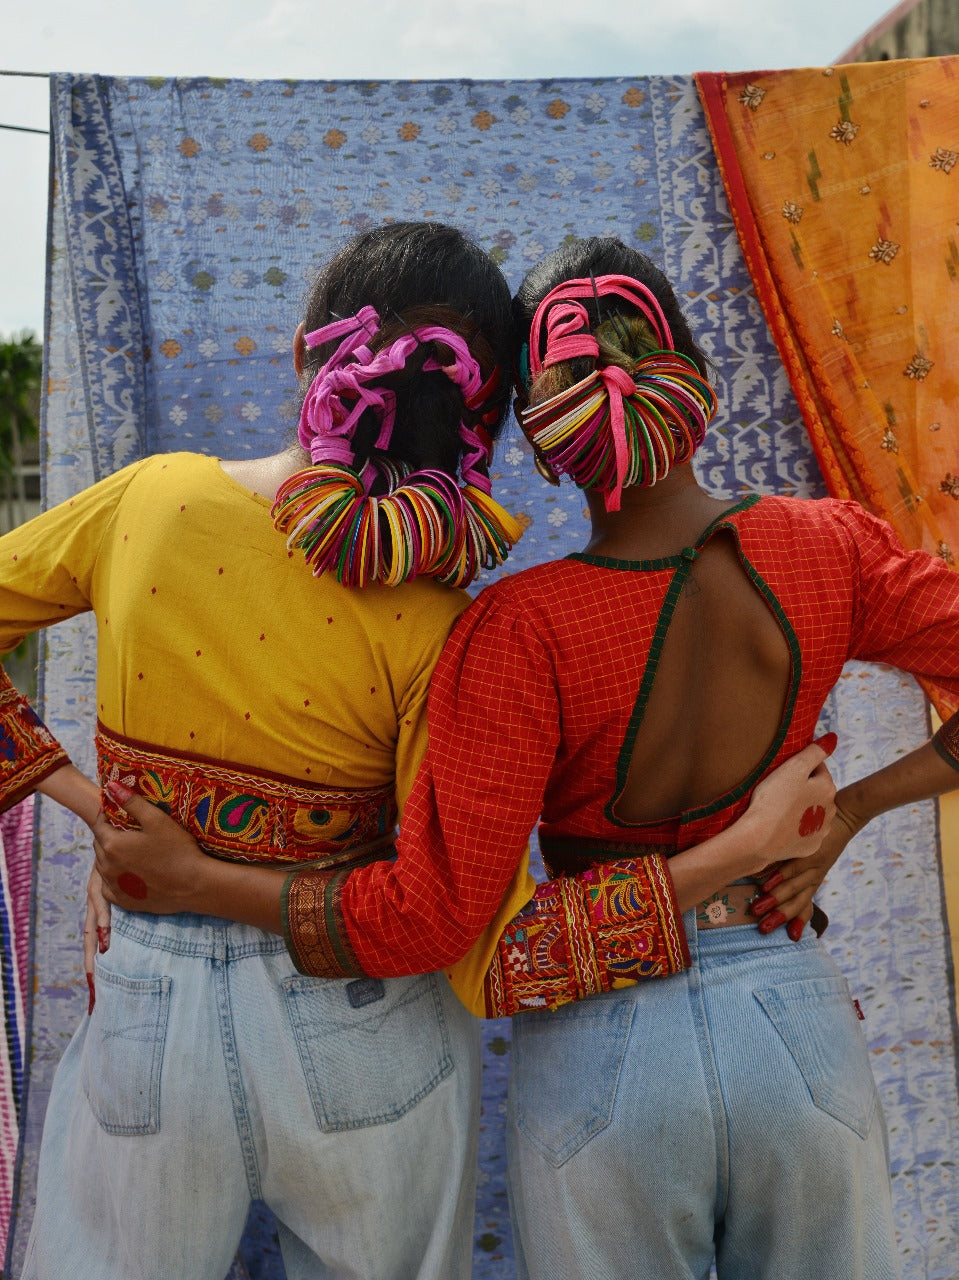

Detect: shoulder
[455, 560, 580, 626]
[373, 576, 471, 628]
[122, 451, 214, 492]
[345, 577, 472, 672]
[78, 452, 212, 511]
[441, 560, 584, 664]
[734, 494, 879, 552]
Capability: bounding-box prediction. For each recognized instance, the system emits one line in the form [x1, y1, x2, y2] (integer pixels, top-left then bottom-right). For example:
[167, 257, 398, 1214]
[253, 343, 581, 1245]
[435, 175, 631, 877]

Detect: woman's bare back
[613, 530, 792, 822]
[584, 480, 793, 825]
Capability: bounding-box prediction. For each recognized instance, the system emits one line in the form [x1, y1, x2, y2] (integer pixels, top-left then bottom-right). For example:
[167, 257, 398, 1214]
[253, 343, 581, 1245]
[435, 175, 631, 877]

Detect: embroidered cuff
[282, 866, 366, 978]
[0, 682, 70, 813]
[932, 711, 959, 771]
[483, 853, 690, 1018]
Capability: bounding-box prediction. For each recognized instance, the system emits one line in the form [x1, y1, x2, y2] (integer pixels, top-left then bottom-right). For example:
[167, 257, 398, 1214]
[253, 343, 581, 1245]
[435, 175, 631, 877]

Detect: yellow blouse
[0, 451, 542, 1010]
[0, 452, 466, 806]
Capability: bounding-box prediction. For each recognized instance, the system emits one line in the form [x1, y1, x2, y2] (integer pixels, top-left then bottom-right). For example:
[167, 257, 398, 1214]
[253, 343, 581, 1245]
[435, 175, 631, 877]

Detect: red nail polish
[758, 910, 787, 935]
[761, 872, 783, 892]
[97, 926, 110, 954]
[750, 893, 775, 916]
[86, 972, 96, 1016]
[106, 780, 135, 805]
[787, 918, 805, 942]
[814, 731, 838, 756]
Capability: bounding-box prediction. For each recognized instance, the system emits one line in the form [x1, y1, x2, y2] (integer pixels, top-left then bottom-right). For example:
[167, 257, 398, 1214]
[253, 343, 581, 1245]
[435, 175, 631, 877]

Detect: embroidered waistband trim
[96, 723, 398, 867]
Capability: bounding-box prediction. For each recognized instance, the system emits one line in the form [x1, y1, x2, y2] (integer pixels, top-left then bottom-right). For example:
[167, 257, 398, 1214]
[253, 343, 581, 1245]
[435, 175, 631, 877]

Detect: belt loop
[684, 908, 701, 962]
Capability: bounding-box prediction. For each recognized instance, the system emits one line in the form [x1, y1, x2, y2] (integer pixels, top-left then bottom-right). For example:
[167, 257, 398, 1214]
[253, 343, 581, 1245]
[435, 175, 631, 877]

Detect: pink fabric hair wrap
[527, 274, 674, 377]
[298, 307, 495, 492]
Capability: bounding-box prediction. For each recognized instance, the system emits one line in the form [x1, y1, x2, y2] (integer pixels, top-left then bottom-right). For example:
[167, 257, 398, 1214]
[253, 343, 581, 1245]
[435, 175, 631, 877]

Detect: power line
[0, 70, 50, 134]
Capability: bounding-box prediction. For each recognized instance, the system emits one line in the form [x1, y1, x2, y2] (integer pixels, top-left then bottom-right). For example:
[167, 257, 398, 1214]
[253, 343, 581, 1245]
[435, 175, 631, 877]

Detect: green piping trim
[604, 554, 694, 826]
[568, 494, 760, 572]
[324, 868, 360, 975]
[676, 537, 803, 822]
[694, 493, 762, 543]
[570, 548, 689, 572]
[603, 505, 802, 827]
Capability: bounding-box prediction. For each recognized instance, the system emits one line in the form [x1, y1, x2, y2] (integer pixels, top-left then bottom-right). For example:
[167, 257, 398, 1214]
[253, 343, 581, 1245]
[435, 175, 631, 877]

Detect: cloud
[231, 0, 878, 80]
[232, 0, 789, 78]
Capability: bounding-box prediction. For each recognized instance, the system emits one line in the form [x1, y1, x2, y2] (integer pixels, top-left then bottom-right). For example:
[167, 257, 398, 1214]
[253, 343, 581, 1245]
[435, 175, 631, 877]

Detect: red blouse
[328, 495, 959, 975]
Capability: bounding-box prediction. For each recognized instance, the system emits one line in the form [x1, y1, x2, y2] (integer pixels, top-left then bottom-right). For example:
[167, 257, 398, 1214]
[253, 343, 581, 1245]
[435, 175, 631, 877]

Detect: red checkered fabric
[321, 496, 959, 975]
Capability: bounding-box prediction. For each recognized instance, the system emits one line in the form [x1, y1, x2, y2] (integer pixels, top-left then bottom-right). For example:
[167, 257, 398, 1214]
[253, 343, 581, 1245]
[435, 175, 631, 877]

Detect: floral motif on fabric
[96, 723, 397, 866]
[904, 354, 934, 381]
[930, 147, 957, 174]
[830, 119, 861, 145]
[739, 83, 766, 111]
[483, 856, 689, 1018]
[869, 237, 900, 265]
[0, 679, 70, 813]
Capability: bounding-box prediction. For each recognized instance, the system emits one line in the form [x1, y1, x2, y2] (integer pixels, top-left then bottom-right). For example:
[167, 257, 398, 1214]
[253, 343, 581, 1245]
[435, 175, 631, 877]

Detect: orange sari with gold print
[697, 57, 959, 717]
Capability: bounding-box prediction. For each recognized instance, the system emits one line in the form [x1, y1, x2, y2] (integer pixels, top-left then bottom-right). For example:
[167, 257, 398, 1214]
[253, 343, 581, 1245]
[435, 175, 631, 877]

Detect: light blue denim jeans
[506, 915, 900, 1280]
[22, 908, 480, 1280]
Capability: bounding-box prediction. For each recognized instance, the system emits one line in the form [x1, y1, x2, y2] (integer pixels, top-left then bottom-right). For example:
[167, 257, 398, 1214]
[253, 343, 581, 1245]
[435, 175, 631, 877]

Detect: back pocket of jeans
[82, 966, 172, 1135]
[754, 975, 879, 1138]
[284, 972, 453, 1131]
[510, 995, 635, 1166]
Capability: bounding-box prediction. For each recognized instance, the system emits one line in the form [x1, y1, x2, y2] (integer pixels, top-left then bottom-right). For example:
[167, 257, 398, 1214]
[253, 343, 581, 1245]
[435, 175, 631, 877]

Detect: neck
[220, 444, 310, 501]
[582, 466, 732, 559]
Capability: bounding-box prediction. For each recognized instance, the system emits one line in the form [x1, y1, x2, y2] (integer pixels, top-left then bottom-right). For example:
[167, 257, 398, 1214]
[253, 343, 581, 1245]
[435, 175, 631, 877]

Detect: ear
[293, 322, 307, 379]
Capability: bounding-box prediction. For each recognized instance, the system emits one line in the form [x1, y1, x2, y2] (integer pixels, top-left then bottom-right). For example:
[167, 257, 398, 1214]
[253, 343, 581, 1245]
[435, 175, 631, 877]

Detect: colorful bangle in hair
[520, 348, 716, 504]
[276, 307, 523, 586]
[273, 461, 523, 589]
[518, 274, 716, 509]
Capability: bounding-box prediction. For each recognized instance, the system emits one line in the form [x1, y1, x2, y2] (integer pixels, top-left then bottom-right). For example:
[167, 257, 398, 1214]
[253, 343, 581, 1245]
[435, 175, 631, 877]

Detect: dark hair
[512, 237, 707, 386]
[301, 221, 513, 481]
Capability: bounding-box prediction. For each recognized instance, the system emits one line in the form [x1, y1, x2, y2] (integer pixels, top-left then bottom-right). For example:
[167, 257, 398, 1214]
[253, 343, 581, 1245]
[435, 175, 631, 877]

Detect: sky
[0, 0, 898, 337]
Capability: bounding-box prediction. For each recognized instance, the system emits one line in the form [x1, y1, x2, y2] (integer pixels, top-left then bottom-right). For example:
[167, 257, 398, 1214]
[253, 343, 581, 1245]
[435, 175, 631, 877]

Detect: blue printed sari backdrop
[7, 73, 957, 1278]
